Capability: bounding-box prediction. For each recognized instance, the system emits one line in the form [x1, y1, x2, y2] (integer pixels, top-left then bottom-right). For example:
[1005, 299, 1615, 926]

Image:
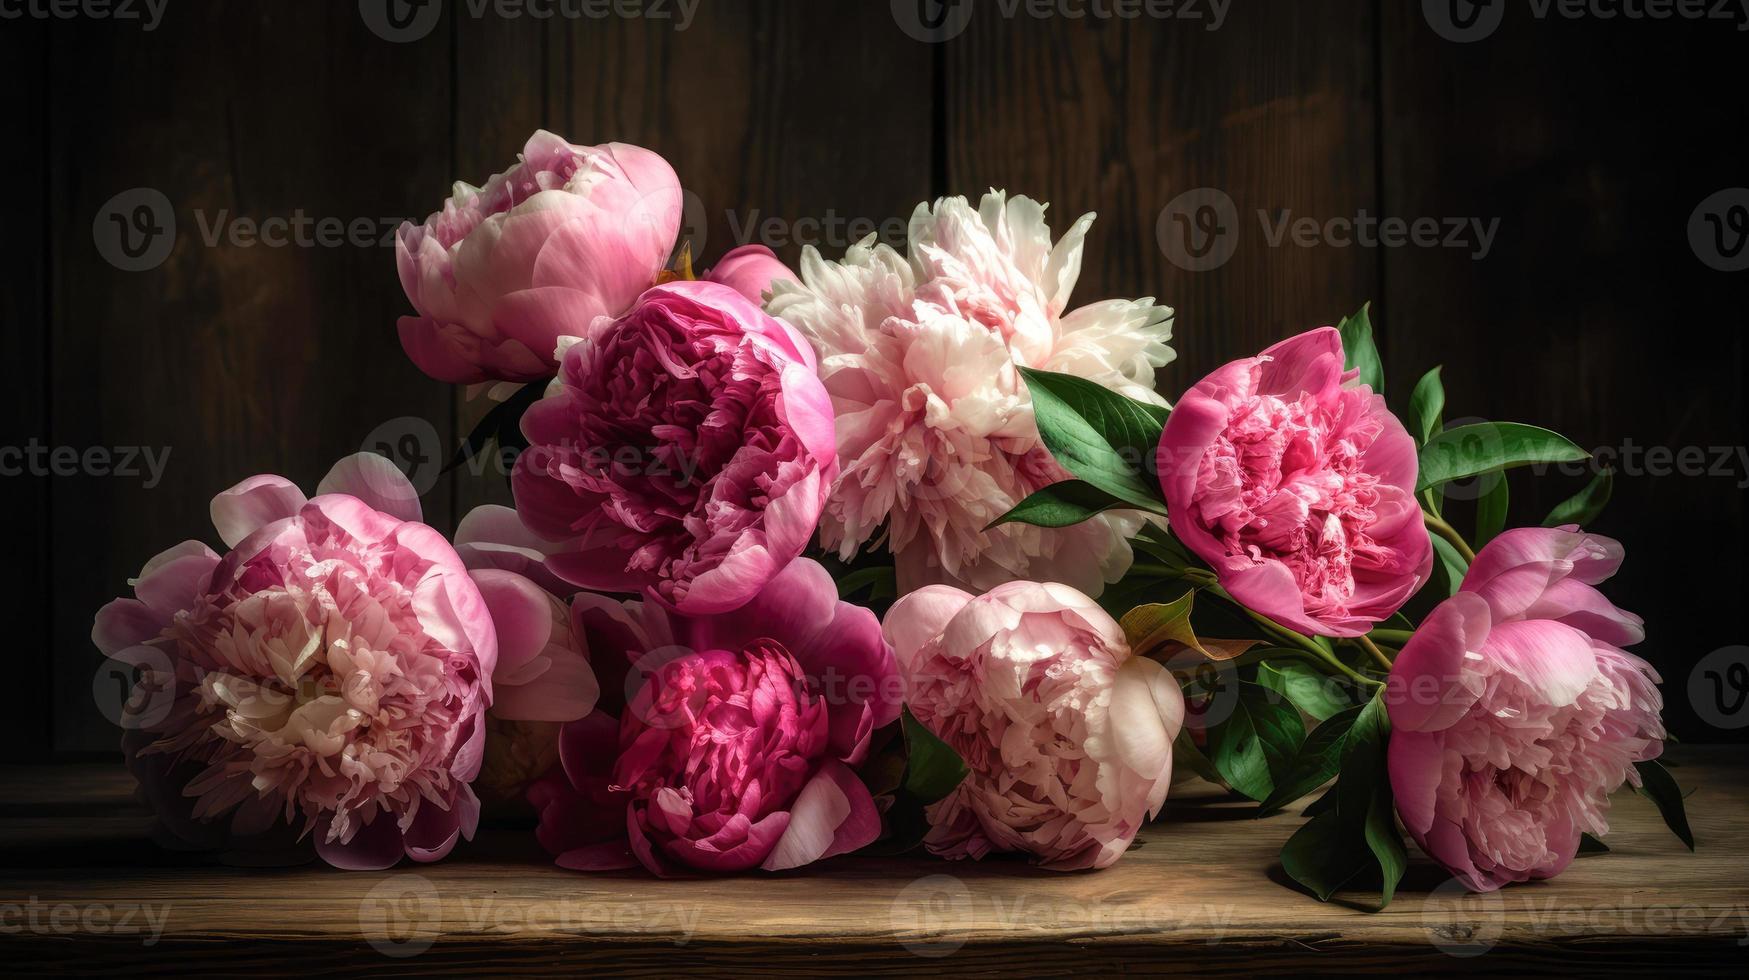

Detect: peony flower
[1155, 327, 1430, 637]
[92, 454, 497, 870]
[765, 191, 1175, 596]
[467, 567, 600, 806]
[884, 580, 1185, 870]
[704, 244, 797, 304]
[396, 131, 682, 383]
[1386, 527, 1665, 892]
[529, 558, 900, 875]
[513, 279, 836, 615]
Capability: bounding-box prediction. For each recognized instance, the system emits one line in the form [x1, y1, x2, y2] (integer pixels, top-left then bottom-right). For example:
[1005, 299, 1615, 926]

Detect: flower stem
[1352, 633, 1394, 671]
[1238, 605, 1381, 689]
[1369, 627, 1414, 646]
[1423, 509, 1477, 564]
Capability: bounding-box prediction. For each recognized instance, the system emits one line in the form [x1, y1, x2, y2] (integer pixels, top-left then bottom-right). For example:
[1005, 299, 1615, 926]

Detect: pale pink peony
[396, 131, 682, 383]
[1156, 327, 1431, 637]
[765, 192, 1175, 596]
[92, 455, 497, 869]
[704, 244, 798, 303]
[528, 558, 900, 875]
[885, 580, 1185, 870]
[1386, 527, 1665, 892]
[466, 566, 600, 805]
[513, 279, 836, 615]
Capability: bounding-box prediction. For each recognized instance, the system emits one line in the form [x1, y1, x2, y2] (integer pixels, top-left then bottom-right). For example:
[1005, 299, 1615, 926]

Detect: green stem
[1351, 633, 1394, 671]
[1239, 605, 1381, 689]
[1423, 509, 1477, 564]
[1369, 628, 1414, 646]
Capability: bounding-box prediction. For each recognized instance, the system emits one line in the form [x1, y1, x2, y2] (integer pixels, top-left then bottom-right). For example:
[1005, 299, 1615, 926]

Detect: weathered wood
[944, 0, 1380, 387]
[45, 2, 455, 751]
[1376, 6, 1749, 739]
[1, 749, 1738, 973]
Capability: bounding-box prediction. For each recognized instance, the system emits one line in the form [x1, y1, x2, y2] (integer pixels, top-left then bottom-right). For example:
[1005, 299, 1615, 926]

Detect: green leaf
[1208, 682, 1306, 802]
[1425, 533, 1470, 599]
[1632, 759, 1695, 851]
[1258, 704, 1363, 815]
[900, 706, 968, 804]
[1095, 574, 1192, 621]
[1336, 303, 1384, 394]
[1408, 366, 1445, 447]
[1544, 467, 1614, 528]
[987, 479, 1127, 530]
[1578, 832, 1610, 855]
[835, 566, 896, 602]
[1120, 590, 1259, 663]
[1020, 367, 1168, 512]
[1417, 422, 1589, 492]
[1279, 690, 1406, 910]
[1172, 725, 1224, 786]
[1474, 472, 1509, 547]
[1257, 661, 1350, 722]
[1280, 809, 1370, 901]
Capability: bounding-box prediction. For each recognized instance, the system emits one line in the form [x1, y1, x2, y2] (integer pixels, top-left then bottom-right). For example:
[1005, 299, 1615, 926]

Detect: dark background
[2, 0, 1744, 757]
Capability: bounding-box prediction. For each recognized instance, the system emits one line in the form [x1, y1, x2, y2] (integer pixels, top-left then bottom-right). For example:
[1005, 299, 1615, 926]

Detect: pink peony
[92, 455, 497, 870]
[766, 192, 1175, 596]
[704, 244, 798, 304]
[513, 279, 836, 615]
[528, 558, 899, 875]
[396, 131, 682, 383]
[1386, 527, 1665, 892]
[885, 581, 1185, 870]
[467, 567, 600, 805]
[1156, 326, 1431, 637]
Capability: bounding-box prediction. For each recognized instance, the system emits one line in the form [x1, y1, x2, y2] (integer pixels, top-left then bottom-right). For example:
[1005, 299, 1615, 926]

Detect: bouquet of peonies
[95, 132, 1688, 900]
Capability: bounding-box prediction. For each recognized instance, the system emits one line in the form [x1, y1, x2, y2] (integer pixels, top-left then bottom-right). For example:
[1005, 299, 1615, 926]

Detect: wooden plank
[1378, 4, 1749, 741]
[47, 1, 454, 752]
[0, 19, 50, 762]
[943, 0, 1380, 387]
[0, 748, 1737, 973]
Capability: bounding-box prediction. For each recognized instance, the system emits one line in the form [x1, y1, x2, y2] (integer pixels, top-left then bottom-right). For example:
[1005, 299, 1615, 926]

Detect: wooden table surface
[3, 748, 1744, 976]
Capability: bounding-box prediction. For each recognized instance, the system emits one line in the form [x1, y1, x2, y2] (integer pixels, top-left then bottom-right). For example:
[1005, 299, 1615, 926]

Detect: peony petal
[92, 598, 166, 657]
[469, 569, 556, 673]
[1386, 592, 1492, 733]
[317, 453, 422, 524]
[881, 586, 974, 673]
[314, 811, 405, 871]
[1481, 620, 1598, 708]
[1387, 730, 1446, 837]
[760, 760, 881, 871]
[210, 475, 307, 548]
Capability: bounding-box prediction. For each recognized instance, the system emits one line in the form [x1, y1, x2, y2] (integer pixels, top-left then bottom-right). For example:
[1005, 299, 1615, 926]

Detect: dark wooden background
[3, 0, 1743, 757]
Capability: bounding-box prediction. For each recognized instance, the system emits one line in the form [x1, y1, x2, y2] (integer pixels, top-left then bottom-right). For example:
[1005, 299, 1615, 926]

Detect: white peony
[766, 191, 1175, 595]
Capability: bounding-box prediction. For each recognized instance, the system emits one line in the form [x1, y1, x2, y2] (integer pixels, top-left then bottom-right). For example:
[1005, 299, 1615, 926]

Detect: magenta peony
[766, 192, 1175, 596]
[1155, 326, 1431, 637]
[529, 558, 900, 875]
[91, 455, 497, 870]
[703, 243, 798, 303]
[885, 580, 1184, 870]
[1386, 527, 1665, 892]
[396, 131, 682, 383]
[513, 279, 836, 615]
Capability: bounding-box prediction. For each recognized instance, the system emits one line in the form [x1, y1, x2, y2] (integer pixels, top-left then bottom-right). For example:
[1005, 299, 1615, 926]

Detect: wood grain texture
[0, 18, 51, 762]
[0, 748, 1739, 974]
[944, 0, 1379, 387]
[1376, 6, 1749, 739]
[46, 2, 455, 752]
